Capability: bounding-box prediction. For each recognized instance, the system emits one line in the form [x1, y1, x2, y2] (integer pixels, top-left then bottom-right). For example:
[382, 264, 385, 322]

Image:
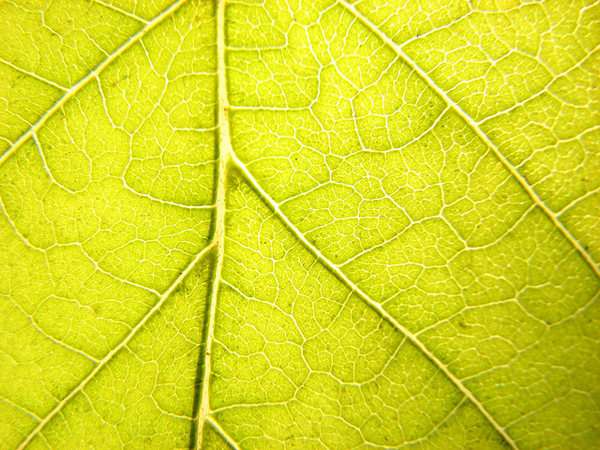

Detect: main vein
[208, 0, 522, 443]
[336, 0, 600, 281]
[194, 0, 231, 446]
[0, 0, 189, 168]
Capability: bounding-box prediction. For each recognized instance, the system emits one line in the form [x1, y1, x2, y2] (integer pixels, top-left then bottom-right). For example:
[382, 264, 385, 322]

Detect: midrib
[197, 0, 519, 446]
[193, 0, 232, 445]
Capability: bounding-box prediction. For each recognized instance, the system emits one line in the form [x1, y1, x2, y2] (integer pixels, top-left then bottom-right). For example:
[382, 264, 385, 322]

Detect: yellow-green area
[0, 0, 598, 449]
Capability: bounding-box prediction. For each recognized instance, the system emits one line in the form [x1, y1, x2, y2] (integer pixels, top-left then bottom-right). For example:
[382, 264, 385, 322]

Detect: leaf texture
[0, 0, 599, 449]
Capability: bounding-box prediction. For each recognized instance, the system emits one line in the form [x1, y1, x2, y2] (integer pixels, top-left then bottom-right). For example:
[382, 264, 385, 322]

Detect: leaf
[0, 0, 599, 449]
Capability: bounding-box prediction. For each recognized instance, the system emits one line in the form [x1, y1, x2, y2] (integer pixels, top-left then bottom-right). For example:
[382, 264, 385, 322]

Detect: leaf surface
[0, 0, 599, 449]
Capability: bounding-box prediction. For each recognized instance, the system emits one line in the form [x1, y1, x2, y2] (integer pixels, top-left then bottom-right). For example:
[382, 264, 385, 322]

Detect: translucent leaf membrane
[0, 0, 599, 449]
[28, 255, 213, 449]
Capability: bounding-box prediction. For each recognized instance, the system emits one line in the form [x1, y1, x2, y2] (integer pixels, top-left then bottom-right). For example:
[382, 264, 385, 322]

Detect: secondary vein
[0, 0, 190, 168]
[335, 0, 600, 282]
[16, 241, 215, 450]
[228, 149, 520, 450]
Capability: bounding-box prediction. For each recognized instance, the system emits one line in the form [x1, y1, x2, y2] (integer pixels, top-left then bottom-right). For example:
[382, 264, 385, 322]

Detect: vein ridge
[0, 58, 68, 91]
[206, 416, 243, 450]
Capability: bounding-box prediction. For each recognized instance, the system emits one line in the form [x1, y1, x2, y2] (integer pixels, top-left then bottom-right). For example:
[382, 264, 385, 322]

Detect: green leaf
[1, 0, 599, 449]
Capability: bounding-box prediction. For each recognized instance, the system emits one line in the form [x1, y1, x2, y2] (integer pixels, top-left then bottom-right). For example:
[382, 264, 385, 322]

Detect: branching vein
[227, 150, 520, 450]
[0, 0, 190, 168]
[335, 0, 600, 281]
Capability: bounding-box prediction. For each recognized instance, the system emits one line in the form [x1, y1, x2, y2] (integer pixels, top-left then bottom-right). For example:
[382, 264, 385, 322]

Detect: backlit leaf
[1, 0, 599, 449]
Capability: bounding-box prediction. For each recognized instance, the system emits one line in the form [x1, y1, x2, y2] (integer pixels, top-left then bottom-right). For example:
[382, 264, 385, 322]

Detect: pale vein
[16, 240, 215, 449]
[194, 0, 232, 447]
[0, 0, 190, 168]
[228, 149, 519, 450]
[336, 0, 600, 281]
